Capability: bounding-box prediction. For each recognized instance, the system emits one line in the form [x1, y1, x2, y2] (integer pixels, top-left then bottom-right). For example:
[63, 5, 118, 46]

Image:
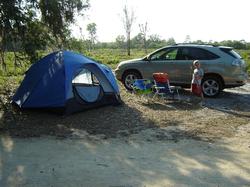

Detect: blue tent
[12, 51, 121, 114]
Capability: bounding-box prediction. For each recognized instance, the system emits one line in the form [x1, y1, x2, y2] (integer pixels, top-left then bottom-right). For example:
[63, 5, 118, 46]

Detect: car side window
[150, 48, 178, 61]
[177, 48, 192, 60]
[177, 47, 219, 60]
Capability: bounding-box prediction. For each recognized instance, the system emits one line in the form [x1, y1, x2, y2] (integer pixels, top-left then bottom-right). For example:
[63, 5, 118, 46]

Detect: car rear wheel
[202, 76, 222, 97]
[122, 71, 142, 90]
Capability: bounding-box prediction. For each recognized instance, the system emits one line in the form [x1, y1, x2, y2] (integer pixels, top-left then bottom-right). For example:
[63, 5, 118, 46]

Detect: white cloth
[191, 68, 204, 85]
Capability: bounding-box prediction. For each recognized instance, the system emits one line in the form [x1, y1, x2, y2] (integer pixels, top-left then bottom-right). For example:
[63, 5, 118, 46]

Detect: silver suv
[115, 44, 248, 97]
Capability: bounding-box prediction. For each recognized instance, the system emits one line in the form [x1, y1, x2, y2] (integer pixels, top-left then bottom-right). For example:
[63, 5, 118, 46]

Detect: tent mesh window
[72, 69, 100, 85]
[72, 69, 103, 103]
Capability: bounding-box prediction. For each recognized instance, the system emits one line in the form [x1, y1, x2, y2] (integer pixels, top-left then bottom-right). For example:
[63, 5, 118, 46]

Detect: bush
[237, 50, 250, 75]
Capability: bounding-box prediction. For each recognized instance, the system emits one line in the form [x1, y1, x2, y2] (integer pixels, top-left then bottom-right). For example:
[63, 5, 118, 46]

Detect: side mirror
[145, 55, 151, 61]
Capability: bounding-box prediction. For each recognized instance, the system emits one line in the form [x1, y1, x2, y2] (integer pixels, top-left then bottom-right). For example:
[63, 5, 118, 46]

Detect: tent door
[72, 68, 103, 103]
[74, 85, 101, 103]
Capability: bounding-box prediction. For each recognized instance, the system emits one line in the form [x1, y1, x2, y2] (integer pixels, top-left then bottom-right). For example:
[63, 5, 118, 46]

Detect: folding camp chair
[132, 79, 153, 96]
[152, 73, 180, 100]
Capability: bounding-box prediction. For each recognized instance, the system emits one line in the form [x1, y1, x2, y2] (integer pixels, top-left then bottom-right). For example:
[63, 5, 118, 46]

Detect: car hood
[118, 58, 143, 67]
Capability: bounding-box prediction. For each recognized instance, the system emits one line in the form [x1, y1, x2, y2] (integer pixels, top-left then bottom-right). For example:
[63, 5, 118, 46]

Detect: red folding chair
[152, 72, 180, 100]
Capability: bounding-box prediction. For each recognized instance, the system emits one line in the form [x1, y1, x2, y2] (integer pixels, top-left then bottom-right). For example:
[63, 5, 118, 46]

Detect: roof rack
[173, 43, 217, 47]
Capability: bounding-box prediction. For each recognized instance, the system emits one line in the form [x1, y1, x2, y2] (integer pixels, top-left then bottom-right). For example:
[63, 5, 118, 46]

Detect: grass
[0, 48, 249, 91]
[83, 48, 151, 69]
[0, 49, 150, 91]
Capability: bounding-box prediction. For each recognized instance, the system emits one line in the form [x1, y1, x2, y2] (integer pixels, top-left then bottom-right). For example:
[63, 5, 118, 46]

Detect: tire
[122, 70, 142, 90]
[202, 76, 223, 98]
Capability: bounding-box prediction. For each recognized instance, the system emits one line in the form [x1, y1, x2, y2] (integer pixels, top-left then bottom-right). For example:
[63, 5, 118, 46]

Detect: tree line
[69, 34, 250, 52]
[1, 1, 249, 73]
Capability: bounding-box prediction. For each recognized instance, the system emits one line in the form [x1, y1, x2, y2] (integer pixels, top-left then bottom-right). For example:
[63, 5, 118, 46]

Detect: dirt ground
[0, 82, 250, 186]
[1, 132, 250, 187]
[0, 82, 249, 141]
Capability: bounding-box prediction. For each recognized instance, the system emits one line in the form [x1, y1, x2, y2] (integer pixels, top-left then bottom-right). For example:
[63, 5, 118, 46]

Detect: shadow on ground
[0, 102, 153, 138]
[203, 89, 250, 119]
[1, 85, 250, 186]
[0, 84, 249, 140]
[0, 133, 250, 186]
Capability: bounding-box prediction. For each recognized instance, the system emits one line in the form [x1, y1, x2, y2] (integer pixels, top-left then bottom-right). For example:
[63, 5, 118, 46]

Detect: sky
[71, 0, 250, 43]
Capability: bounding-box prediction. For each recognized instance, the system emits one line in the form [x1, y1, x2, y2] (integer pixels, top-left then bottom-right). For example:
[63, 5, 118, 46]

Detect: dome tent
[12, 51, 121, 114]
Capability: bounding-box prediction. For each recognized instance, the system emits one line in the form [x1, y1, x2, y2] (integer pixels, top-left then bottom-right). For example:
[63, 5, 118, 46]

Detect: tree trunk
[143, 38, 147, 54]
[0, 50, 6, 72]
[127, 34, 131, 56]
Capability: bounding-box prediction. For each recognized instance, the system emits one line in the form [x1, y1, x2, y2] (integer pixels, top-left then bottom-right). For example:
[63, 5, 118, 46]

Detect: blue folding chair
[132, 79, 153, 95]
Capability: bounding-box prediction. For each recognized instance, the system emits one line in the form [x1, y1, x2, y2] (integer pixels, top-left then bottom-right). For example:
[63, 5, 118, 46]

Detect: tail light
[232, 59, 244, 67]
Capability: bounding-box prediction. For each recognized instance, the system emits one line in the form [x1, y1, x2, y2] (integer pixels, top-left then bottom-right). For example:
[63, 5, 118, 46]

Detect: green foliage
[0, 75, 23, 91]
[0, 0, 31, 61]
[147, 34, 168, 48]
[115, 35, 126, 49]
[67, 37, 87, 52]
[0, 52, 30, 76]
[0, 48, 249, 93]
[166, 37, 176, 45]
[23, 20, 51, 62]
[86, 22, 97, 49]
[0, 0, 90, 74]
[218, 40, 248, 49]
[237, 50, 250, 74]
[87, 23, 97, 37]
[83, 48, 150, 69]
[39, 0, 89, 42]
[2, 48, 249, 75]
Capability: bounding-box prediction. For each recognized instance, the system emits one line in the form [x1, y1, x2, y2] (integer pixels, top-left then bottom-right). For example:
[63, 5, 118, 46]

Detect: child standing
[191, 60, 204, 103]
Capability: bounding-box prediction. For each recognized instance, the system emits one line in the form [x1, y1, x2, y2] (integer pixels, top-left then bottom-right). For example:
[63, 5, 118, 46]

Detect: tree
[147, 34, 167, 48]
[220, 40, 247, 49]
[67, 37, 87, 52]
[122, 5, 136, 56]
[139, 22, 148, 53]
[86, 22, 97, 50]
[22, 20, 51, 63]
[131, 33, 143, 48]
[192, 40, 205, 45]
[166, 37, 176, 45]
[0, 0, 90, 73]
[3, 0, 89, 49]
[39, 0, 89, 48]
[115, 35, 126, 49]
[0, 0, 28, 70]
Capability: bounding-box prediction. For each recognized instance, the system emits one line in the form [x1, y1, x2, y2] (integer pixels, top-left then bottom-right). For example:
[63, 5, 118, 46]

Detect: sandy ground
[0, 83, 250, 186]
[1, 127, 250, 187]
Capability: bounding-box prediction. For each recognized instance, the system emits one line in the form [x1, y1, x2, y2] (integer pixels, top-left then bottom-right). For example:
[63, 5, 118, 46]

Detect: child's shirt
[191, 68, 204, 85]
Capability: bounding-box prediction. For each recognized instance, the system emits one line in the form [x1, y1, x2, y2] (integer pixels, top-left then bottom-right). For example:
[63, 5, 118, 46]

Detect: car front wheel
[202, 76, 222, 97]
[122, 71, 142, 90]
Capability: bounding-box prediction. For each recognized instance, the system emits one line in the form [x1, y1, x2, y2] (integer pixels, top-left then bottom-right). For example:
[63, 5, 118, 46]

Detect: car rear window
[220, 48, 242, 59]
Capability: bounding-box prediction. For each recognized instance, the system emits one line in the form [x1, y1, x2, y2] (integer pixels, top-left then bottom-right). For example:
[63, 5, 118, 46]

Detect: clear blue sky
[71, 0, 250, 43]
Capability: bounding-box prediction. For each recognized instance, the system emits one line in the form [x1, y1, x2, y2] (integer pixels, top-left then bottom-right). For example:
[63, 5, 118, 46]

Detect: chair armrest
[170, 86, 182, 90]
[155, 86, 165, 89]
[154, 85, 165, 89]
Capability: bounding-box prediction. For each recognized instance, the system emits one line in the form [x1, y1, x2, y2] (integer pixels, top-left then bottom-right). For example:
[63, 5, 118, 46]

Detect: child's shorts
[191, 83, 202, 96]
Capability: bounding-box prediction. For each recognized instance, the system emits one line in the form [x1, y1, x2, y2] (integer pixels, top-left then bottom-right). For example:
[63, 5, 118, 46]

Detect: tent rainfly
[12, 51, 121, 114]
